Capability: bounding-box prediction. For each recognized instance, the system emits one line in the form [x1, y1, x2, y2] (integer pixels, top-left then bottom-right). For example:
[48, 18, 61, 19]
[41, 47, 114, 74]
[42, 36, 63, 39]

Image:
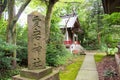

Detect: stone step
[40, 70, 59, 80]
[13, 70, 59, 80]
[20, 67, 52, 80]
[13, 75, 31, 80]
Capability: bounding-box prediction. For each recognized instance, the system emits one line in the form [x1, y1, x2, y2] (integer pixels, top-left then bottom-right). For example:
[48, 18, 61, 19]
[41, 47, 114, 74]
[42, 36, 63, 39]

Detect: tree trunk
[12, 7, 17, 68]
[12, 27, 16, 68]
[45, 2, 54, 42]
[6, 0, 16, 68]
[97, 32, 101, 46]
[6, 0, 31, 68]
[45, 0, 58, 42]
[7, 0, 31, 42]
[0, 14, 2, 19]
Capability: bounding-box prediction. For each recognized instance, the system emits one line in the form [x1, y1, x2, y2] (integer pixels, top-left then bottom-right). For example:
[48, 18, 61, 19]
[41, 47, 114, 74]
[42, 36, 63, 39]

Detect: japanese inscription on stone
[28, 11, 46, 70]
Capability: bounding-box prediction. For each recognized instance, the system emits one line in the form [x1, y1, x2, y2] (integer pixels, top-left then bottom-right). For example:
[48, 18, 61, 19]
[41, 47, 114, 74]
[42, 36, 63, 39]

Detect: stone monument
[13, 11, 59, 80]
[28, 11, 46, 70]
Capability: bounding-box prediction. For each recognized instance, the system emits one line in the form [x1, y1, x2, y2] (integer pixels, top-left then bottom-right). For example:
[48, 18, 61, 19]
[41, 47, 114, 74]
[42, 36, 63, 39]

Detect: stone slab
[40, 70, 59, 80]
[76, 70, 99, 80]
[80, 54, 97, 70]
[13, 70, 59, 80]
[76, 54, 99, 80]
[13, 75, 31, 80]
[20, 67, 52, 79]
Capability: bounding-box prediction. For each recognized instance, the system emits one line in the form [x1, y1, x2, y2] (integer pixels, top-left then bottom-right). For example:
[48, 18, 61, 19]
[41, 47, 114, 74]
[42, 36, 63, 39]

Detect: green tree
[101, 12, 120, 51]
[47, 11, 71, 66]
[6, 0, 31, 68]
[80, 0, 104, 49]
[0, 18, 7, 40]
[44, 0, 59, 41]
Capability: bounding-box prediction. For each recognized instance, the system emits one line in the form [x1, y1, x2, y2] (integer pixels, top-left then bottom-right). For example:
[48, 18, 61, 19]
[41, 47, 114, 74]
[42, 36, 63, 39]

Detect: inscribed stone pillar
[28, 11, 46, 70]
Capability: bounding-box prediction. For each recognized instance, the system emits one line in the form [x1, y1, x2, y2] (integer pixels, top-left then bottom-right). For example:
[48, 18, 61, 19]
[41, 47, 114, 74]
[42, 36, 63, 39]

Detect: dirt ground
[96, 56, 120, 80]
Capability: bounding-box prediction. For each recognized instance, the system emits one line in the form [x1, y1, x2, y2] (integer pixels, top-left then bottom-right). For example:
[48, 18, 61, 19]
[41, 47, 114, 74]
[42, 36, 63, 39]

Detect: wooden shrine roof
[59, 15, 78, 28]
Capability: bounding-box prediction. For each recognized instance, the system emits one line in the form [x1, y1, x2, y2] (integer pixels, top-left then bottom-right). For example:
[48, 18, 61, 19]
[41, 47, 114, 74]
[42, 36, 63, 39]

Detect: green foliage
[47, 44, 71, 66]
[0, 54, 11, 69]
[103, 69, 117, 77]
[107, 48, 118, 56]
[0, 19, 7, 40]
[0, 18, 19, 70]
[99, 42, 108, 51]
[46, 13, 72, 66]
[16, 25, 28, 66]
[103, 12, 120, 25]
[78, 0, 104, 49]
[0, 69, 20, 80]
[0, 14, 20, 80]
[100, 12, 120, 52]
[94, 53, 105, 62]
[17, 45, 27, 66]
[0, 39, 17, 70]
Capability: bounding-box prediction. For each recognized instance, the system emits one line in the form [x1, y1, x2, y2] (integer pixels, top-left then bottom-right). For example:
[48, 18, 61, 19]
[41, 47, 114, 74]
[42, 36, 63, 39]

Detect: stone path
[75, 52, 99, 80]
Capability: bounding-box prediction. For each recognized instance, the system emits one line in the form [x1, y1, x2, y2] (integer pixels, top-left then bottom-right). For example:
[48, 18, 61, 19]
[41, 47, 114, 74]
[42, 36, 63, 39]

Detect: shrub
[0, 39, 19, 79]
[0, 18, 7, 40]
[46, 43, 71, 66]
[17, 45, 28, 66]
[0, 39, 17, 70]
[107, 48, 118, 55]
[0, 69, 20, 80]
[46, 15, 72, 66]
[16, 25, 28, 66]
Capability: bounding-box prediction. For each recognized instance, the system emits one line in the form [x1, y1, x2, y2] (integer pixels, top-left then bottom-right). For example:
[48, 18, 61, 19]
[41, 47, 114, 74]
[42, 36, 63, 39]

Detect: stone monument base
[13, 67, 59, 80]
